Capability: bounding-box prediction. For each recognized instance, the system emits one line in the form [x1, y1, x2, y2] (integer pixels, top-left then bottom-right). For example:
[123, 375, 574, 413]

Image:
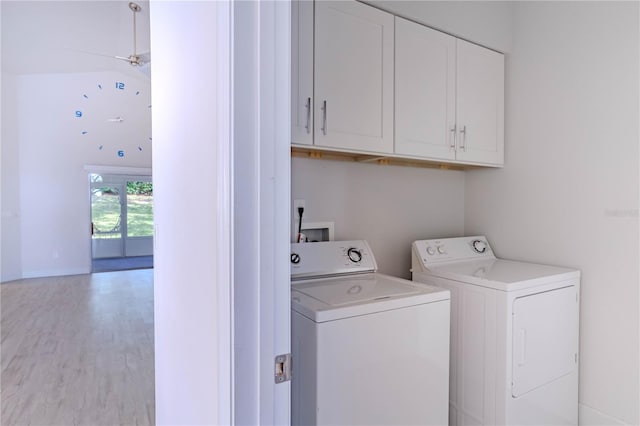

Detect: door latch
[274, 353, 291, 384]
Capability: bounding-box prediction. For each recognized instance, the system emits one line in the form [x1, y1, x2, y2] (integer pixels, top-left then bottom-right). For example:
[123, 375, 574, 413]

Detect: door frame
[233, 1, 292, 424]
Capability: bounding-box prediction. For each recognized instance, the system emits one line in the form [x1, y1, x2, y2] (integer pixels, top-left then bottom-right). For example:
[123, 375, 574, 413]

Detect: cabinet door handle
[449, 125, 457, 151]
[305, 97, 311, 134]
[459, 125, 467, 152]
[321, 100, 327, 135]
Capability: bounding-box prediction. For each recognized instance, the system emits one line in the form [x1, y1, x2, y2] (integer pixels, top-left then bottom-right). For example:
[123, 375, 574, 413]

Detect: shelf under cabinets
[291, 145, 499, 171]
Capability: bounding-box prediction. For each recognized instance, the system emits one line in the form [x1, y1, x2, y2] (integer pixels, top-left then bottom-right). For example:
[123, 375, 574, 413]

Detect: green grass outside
[92, 193, 153, 238]
[127, 194, 154, 237]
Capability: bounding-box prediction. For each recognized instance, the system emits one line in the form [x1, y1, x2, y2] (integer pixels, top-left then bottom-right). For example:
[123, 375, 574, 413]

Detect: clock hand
[107, 117, 124, 123]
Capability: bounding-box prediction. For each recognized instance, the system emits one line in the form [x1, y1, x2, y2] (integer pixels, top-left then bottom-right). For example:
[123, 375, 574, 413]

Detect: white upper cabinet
[395, 18, 504, 166]
[291, 1, 505, 167]
[313, 1, 394, 154]
[455, 39, 504, 165]
[291, 0, 314, 145]
[395, 17, 456, 161]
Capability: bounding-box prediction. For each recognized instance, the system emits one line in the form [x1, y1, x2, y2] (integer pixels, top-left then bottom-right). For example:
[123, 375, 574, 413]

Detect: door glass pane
[91, 186, 122, 239]
[126, 181, 153, 237]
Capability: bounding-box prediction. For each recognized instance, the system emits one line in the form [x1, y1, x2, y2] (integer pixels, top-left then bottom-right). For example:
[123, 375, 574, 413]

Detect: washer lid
[426, 258, 580, 291]
[292, 273, 450, 322]
[300, 276, 418, 306]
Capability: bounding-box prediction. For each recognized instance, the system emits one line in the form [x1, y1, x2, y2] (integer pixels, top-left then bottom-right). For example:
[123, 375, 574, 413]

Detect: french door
[90, 174, 153, 259]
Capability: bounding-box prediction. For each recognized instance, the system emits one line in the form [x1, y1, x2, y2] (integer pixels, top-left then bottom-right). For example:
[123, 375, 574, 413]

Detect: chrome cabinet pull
[449, 125, 457, 151]
[305, 97, 311, 134]
[459, 125, 467, 152]
[321, 100, 327, 135]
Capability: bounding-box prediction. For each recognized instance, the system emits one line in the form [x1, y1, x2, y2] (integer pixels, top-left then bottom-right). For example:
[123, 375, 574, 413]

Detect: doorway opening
[90, 173, 154, 272]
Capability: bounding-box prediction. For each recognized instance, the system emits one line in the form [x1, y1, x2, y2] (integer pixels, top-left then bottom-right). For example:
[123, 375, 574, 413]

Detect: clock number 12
[116, 82, 125, 90]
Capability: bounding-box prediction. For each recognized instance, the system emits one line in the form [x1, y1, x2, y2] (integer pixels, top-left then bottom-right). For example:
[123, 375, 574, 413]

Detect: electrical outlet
[293, 199, 306, 219]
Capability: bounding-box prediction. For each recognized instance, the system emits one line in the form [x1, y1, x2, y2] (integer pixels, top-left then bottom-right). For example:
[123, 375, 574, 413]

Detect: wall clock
[74, 80, 152, 159]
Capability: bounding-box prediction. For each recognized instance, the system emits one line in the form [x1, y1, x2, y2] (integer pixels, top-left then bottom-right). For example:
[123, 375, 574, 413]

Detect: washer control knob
[426, 246, 436, 255]
[347, 247, 363, 263]
[437, 245, 446, 254]
[472, 240, 487, 254]
[291, 253, 301, 264]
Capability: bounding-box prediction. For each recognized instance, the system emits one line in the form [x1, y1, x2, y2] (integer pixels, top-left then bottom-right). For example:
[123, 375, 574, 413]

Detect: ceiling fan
[69, 2, 150, 68]
[115, 2, 149, 67]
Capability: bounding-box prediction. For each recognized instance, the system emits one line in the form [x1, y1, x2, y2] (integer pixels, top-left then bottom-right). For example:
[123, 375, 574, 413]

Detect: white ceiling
[2, 0, 151, 75]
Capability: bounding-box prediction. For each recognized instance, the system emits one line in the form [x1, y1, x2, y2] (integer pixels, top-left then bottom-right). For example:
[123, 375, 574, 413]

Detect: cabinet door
[395, 17, 456, 161]
[314, 1, 394, 154]
[456, 39, 504, 165]
[291, 0, 314, 145]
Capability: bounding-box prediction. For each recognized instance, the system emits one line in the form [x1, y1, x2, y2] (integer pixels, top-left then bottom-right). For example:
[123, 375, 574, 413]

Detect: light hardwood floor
[1, 270, 154, 426]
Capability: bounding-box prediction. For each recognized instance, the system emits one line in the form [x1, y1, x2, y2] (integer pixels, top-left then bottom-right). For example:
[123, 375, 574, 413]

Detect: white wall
[7, 72, 151, 280]
[1, 72, 22, 282]
[292, 158, 465, 278]
[150, 1, 233, 424]
[465, 2, 639, 425]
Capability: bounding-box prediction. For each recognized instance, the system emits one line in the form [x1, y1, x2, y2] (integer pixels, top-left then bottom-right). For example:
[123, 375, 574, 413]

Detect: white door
[512, 286, 579, 397]
[314, 0, 394, 154]
[291, 0, 313, 145]
[395, 17, 456, 161]
[90, 174, 153, 260]
[455, 39, 504, 165]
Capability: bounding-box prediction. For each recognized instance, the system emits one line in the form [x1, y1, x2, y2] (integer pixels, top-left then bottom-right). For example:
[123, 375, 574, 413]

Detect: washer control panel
[413, 236, 495, 265]
[291, 240, 377, 280]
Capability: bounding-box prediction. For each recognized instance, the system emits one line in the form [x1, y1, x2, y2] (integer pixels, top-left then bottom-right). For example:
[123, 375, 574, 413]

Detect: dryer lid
[426, 258, 580, 291]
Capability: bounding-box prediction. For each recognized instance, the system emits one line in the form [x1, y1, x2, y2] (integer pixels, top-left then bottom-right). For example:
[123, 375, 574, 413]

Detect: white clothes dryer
[411, 236, 580, 426]
[291, 240, 451, 426]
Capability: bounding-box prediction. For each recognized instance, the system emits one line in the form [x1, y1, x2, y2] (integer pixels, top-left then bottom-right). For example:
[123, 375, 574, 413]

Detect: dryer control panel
[291, 240, 377, 280]
[413, 236, 496, 267]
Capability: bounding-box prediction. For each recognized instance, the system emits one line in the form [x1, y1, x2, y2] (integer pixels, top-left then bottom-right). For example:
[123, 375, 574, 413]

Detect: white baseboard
[1, 273, 22, 284]
[580, 403, 629, 426]
[21, 267, 90, 280]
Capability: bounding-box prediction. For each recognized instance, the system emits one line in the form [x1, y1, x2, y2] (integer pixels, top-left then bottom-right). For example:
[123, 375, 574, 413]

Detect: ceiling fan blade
[65, 46, 120, 60]
[65, 47, 147, 67]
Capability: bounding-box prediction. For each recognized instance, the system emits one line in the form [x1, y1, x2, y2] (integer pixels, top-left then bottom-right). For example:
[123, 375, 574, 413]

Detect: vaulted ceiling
[2, 1, 150, 76]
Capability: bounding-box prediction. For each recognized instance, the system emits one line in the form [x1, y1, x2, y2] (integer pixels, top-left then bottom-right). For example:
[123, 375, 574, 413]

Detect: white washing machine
[411, 236, 580, 426]
[291, 240, 451, 426]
